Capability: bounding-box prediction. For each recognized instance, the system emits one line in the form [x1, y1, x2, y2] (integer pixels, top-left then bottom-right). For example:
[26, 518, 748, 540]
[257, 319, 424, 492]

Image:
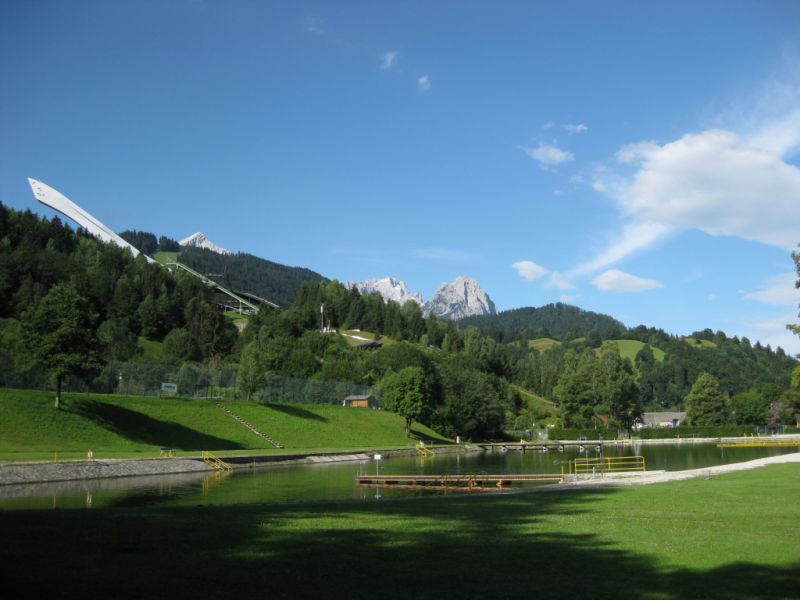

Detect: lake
[1, 443, 796, 510]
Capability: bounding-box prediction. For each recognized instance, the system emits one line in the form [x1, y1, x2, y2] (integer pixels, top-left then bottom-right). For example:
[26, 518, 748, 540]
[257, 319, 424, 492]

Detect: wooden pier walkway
[356, 473, 563, 489]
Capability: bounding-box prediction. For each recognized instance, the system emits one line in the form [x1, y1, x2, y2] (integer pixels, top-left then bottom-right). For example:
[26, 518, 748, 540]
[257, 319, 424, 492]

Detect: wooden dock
[356, 473, 563, 489]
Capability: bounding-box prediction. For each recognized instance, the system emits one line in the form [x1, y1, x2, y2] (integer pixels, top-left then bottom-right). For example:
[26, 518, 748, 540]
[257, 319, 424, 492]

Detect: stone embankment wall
[0, 458, 212, 486]
[0, 444, 472, 486]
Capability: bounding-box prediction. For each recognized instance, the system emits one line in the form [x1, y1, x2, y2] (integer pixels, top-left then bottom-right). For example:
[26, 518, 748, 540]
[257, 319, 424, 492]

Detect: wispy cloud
[520, 143, 574, 168]
[380, 51, 399, 71]
[417, 75, 431, 92]
[549, 272, 576, 290]
[592, 269, 664, 292]
[559, 294, 577, 303]
[743, 272, 799, 306]
[572, 64, 800, 277]
[513, 260, 549, 281]
[571, 221, 672, 277]
[305, 16, 324, 34]
[564, 123, 588, 135]
[744, 312, 800, 354]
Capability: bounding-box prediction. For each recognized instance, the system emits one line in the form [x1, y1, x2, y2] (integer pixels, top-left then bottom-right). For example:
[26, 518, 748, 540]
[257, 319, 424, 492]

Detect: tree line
[1, 202, 798, 436]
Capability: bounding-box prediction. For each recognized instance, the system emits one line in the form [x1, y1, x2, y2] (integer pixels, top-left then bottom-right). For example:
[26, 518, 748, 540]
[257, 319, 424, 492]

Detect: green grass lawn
[1, 465, 797, 599]
[682, 336, 718, 349]
[0, 388, 445, 461]
[152, 251, 179, 264]
[136, 336, 166, 362]
[513, 385, 557, 416]
[601, 339, 666, 363]
[340, 329, 398, 346]
[528, 337, 561, 352]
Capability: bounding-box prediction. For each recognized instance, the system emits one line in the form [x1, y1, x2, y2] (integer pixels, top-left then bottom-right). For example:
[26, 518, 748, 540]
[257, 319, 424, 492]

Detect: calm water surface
[1, 443, 796, 511]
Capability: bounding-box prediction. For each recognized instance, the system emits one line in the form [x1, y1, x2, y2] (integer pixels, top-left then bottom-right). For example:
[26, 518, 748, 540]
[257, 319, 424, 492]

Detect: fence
[1, 355, 378, 405]
[571, 455, 646, 475]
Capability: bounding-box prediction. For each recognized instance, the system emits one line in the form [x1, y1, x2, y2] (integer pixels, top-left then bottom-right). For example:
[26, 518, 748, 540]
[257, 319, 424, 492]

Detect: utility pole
[320, 303, 324, 333]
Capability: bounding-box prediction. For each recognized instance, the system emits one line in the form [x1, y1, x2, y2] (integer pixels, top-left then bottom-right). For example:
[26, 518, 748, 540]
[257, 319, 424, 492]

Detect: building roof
[640, 412, 687, 425]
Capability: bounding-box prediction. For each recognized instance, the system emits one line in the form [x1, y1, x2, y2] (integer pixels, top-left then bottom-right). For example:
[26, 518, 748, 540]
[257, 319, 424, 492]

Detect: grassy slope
[0, 389, 445, 459]
[682, 336, 718, 349]
[340, 329, 398, 346]
[152, 251, 179, 264]
[601, 339, 666, 362]
[513, 385, 557, 416]
[528, 337, 561, 352]
[1, 465, 797, 598]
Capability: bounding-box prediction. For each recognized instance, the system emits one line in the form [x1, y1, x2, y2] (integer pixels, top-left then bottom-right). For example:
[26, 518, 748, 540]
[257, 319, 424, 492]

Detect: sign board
[161, 383, 178, 393]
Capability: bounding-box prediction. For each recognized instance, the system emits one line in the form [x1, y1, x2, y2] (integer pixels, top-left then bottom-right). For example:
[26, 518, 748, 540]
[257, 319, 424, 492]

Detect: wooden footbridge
[356, 472, 564, 490]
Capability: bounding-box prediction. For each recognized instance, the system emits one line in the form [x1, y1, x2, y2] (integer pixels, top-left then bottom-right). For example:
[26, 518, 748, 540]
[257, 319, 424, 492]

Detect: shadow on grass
[265, 403, 328, 422]
[2, 485, 797, 599]
[68, 399, 245, 451]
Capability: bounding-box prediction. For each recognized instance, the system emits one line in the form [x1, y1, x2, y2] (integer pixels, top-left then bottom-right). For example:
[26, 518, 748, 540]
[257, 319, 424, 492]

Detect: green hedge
[547, 424, 777, 441]
[636, 425, 756, 439]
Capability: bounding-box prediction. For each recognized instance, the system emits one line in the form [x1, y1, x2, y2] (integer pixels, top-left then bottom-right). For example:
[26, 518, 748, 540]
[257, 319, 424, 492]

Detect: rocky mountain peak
[423, 276, 497, 320]
[348, 277, 424, 306]
[179, 232, 231, 255]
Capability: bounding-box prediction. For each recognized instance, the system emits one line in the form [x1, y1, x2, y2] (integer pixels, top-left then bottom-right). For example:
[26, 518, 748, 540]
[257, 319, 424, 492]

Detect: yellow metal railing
[571, 455, 646, 475]
[416, 442, 434, 457]
[202, 451, 233, 472]
[717, 440, 800, 448]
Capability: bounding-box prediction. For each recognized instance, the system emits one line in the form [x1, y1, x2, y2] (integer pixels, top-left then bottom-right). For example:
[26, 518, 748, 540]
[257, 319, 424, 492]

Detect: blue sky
[1, 1, 799, 353]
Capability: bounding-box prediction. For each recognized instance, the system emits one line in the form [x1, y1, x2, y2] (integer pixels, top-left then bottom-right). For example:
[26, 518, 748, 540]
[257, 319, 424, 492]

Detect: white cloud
[618, 129, 800, 251]
[744, 312, 800, 355]
[746, 107, 800, 157]
[564, 123, 588, 135]
[592, 180, 607, 192]
[569, 174, 584, 184]
[417, 75, 431, 92]
[615, 140, 658, 165]
[520, 143, 574, 167]
[559, 294, 577, 303]
[575, 67, 800, 276]
[743, 272, 799, 306]
[571, 221, 672, 277]
[592, 269, 664, 292]
[513, 260, 549, 281]
[549, 272, 576, 290]
[380, 51, 399, 71]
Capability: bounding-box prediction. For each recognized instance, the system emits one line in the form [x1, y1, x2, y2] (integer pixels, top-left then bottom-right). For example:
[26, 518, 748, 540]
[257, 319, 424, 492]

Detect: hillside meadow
[0, 388, 447, 461]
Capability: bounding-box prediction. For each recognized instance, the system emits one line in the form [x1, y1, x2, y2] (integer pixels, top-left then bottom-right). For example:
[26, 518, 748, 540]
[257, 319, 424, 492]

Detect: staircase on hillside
[216, 402, 284, 449]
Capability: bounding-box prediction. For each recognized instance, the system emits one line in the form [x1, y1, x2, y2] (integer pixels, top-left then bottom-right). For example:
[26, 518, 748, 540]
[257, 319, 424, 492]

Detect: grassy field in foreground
[1, 465, 798, 599]
[0, 388, 446, 460]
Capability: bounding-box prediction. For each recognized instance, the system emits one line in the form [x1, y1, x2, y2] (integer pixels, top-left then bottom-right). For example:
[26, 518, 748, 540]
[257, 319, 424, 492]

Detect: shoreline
[1, 435, 798, 487]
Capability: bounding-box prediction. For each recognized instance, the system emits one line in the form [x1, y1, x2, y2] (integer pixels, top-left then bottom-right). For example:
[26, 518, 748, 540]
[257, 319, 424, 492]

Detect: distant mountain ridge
[460, 304, 626, 342]
[348, 277, 424, 307]
[349, 275, 497, 320]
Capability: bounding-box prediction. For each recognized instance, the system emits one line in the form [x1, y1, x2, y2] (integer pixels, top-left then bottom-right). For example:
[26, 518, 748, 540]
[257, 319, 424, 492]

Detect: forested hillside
[461, 304, 626, 342]
[0, 203, 238, 397]
[1, 203, 798, 438]
[178, 247, 326, 306]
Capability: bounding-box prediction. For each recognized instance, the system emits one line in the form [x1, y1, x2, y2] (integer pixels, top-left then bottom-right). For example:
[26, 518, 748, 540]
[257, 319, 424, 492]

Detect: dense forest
[1, 202, 798, 438]
[460, 304, 626, 342]
[178, 247, 326, 307]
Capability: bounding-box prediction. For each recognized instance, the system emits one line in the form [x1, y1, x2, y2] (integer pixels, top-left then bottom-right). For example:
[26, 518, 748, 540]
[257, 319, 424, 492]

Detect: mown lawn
[1, 464, 797, 599]
[0, 388, 445, 461]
